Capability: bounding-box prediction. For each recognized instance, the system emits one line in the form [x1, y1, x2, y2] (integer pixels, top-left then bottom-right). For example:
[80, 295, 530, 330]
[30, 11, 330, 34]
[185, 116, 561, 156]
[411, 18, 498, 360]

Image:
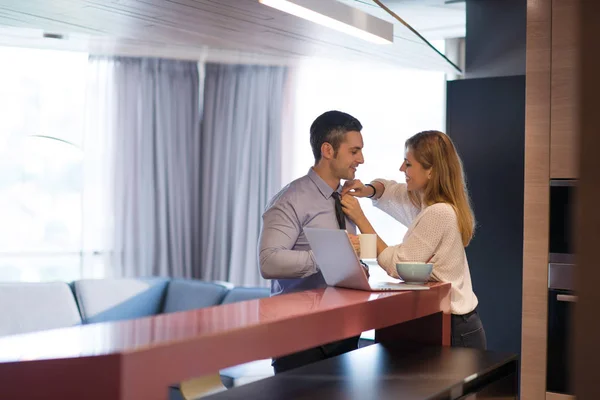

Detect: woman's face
[400, 148, 431, 192]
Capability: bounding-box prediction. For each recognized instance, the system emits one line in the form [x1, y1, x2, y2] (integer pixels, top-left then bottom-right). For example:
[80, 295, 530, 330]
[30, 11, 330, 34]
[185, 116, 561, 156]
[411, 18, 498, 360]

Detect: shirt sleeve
[258, 198, 317, 279]
[371, 179, 421, 227]
[377, 204, 454, 276]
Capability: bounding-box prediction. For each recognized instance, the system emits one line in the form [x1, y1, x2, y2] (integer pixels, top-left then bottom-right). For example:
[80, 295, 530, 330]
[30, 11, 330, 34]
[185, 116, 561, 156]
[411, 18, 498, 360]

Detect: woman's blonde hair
[405, 130, 475, 246]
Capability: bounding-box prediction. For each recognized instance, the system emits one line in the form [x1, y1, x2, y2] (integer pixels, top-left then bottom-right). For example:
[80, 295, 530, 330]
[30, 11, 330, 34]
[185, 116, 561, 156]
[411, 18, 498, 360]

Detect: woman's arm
[377, 204, 454, 273]
[370, 181, 385, 200]
[340, 195, 388, 255]
[351, 214, 388, 256]
[341, 179, 385, 200]
[342, 179, 420, 227]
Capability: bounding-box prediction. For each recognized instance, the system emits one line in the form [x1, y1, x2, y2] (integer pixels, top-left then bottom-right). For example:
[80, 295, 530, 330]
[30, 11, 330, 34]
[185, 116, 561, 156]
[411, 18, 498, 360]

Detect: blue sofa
[0, 278, 272, 399]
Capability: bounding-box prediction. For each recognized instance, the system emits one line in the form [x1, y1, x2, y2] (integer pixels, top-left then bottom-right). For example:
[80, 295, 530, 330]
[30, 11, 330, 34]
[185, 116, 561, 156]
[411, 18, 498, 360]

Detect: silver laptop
[303, 228, 429, 292]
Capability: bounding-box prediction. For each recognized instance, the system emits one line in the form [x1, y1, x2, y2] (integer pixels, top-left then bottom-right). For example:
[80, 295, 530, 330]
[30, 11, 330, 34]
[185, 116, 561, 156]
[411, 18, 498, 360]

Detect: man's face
[331, 131, 364, 180]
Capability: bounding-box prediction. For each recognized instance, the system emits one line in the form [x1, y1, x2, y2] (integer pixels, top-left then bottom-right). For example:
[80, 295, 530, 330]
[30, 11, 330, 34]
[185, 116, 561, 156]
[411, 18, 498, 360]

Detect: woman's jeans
[451, 309, 487, 350]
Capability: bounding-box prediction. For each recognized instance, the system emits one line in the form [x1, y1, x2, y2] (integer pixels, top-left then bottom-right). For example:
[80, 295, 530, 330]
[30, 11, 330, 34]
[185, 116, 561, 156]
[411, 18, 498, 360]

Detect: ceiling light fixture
[259, 0, 393, 45]
[43, 32, 65, 40]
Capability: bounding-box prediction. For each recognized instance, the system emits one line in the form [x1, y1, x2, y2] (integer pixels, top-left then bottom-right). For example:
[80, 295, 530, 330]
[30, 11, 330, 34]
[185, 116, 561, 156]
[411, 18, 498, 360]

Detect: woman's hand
[341, 195, 367, 225]
[341, 179, 373, 198]
[385, 267, 400, 279]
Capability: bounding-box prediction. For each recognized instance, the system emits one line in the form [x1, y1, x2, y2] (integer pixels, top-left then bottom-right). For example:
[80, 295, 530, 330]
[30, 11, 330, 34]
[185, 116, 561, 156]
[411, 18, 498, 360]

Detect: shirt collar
[307, 168, 342, 200]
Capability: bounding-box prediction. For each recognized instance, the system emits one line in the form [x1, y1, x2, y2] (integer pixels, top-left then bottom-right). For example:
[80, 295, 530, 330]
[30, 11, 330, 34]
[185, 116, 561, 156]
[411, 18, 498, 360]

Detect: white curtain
[200, 63, 287, 286]
[85, 58, 288, 284]
[87, 56, 202, 278]
[82, 58, 116, 278]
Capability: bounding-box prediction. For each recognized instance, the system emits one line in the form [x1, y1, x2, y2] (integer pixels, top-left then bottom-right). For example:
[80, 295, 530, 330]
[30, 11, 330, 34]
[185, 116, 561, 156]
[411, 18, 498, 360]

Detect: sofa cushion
[73, 277, 170, 324]
[0, 282, 82, 337]
[221, 287, 270, 305]
[163, 280, 229, 313]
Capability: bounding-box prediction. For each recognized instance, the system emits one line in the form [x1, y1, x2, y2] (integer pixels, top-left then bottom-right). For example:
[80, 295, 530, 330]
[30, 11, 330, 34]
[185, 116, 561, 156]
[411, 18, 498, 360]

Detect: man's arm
[259, 200, 317, 279]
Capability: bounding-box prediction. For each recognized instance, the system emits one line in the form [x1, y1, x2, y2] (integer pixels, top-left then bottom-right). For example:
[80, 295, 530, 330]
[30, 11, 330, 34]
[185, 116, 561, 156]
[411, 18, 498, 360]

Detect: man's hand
[348, 234, 361, 256]
[349, 234, 370, 279]
[341, 179, 373, 197]
[359, 260, 371, 279]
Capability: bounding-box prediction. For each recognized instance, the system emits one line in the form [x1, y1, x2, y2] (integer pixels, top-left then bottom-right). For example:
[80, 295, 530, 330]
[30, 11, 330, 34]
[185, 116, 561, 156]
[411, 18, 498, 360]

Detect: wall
[575, 2, 600, 399]
[446, 76, 525, 356]
[465, 0, 526, 78]
[445, 0, 527, 359]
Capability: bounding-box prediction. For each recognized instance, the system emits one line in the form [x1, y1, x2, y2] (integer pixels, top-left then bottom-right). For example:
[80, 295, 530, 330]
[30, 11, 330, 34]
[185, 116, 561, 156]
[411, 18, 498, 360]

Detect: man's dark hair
[309, 110, 362, 162]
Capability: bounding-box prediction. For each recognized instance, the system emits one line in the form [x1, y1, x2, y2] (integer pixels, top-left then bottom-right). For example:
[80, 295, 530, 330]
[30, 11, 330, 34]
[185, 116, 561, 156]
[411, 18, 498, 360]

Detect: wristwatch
[365, 183, 376, 198]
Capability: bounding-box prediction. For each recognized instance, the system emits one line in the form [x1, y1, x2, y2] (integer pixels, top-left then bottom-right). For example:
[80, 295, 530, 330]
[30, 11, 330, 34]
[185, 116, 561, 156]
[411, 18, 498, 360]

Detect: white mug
[358, 234, 377, 259]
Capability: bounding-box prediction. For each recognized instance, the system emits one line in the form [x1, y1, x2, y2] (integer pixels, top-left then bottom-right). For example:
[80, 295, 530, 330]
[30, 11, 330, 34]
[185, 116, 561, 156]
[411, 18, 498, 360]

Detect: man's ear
[321, 142, 334, 160]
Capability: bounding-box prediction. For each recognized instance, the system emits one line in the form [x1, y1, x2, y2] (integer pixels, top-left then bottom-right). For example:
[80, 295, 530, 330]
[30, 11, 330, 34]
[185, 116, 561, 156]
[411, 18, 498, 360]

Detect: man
[258, 110, 366, 373]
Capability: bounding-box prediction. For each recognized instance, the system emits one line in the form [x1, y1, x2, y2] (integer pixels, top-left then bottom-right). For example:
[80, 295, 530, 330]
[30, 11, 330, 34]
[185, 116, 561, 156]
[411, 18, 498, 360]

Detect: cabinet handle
[557, 294, 577, 303]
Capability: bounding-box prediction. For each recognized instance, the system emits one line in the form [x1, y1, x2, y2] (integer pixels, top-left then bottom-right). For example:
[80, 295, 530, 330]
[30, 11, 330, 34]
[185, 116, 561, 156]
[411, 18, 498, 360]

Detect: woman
[340, 130, 486, 349]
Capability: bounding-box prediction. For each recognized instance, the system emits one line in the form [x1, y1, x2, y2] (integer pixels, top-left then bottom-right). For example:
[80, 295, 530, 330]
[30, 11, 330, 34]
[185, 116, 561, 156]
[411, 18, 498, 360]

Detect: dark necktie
[332, 192, 370, 277]
[331, 192, 346, 230]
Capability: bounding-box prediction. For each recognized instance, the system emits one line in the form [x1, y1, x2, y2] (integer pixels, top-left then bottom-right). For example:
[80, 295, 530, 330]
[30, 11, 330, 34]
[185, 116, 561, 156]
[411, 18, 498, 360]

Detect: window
[286, 51, 446, 281]
[0, 46, 89, 282]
